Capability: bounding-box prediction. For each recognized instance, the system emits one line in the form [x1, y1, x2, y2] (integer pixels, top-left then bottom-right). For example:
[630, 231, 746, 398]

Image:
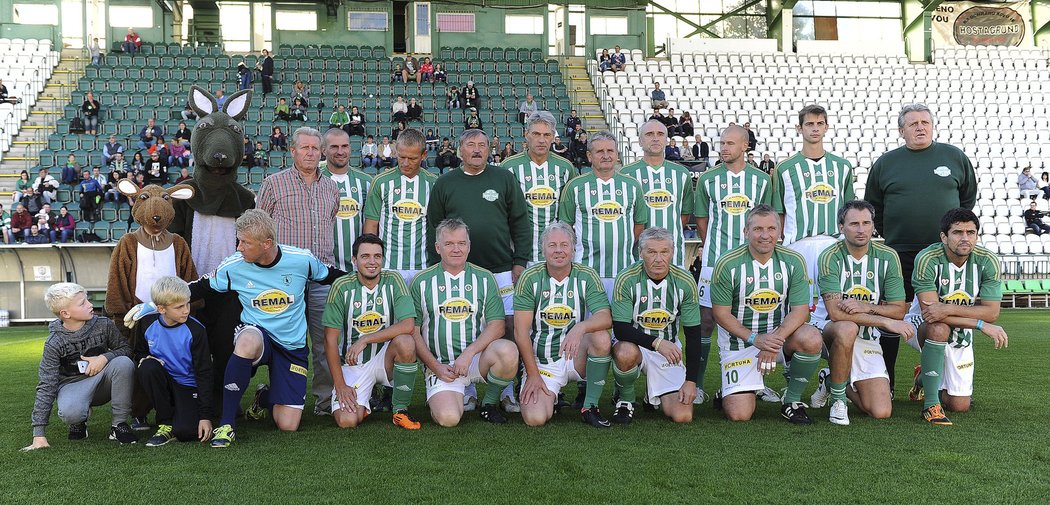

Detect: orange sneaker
[392, 409, 421, 430]
[908, 364, 925, 402]
[922, 404, 953, 426]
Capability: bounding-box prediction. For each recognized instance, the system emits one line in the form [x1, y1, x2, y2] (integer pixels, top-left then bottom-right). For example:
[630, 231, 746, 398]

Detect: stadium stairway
[561, 57, 609, 134]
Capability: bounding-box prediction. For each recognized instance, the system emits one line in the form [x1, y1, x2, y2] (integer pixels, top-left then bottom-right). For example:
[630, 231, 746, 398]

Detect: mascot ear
[224, 89, 252, 122]
[117, 179, 140, 197]
[166, 184, 195, 200]
[189, 85, 217, 119]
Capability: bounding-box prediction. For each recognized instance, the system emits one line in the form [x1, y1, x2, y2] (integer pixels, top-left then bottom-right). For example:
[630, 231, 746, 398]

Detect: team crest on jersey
[719, 194, 751, 215]
[636, 309, 673, 331]
[282, 274, 291, 286]
[337, 196, 361, 219]
[439, 297, 475, 321]
[804, 183, 836, 204]
[615, 189, 623, 196]
[392, 199, 424, 222]
[353, 311, 386, 334]
[745, 288, 782, 313]
[542, 290, 551, 298]
[483, 189, 500, 202]
[353, 301, 362, 308]
[640, 296, 648, 303]
[746, 276, 754, 283]
[567, 290, 574, 298]
[252, 289, 295, 314]
[665, 178, 673, 184]
[644, 189, 674, 210]
[941, 290, 974, 306]
[844, 285, 876, 303]
[867, 272, 875, 279]
[394, 188, 401, 194]
[438, 285, 445, 291]
[940, 278, 950, 285]
[525, 185, 557, 208]
[592, 201, 625, 221]
[376, 297, 383, 305]
[540, 304, 575, 328]
[775, 272, 783, 281]
[590, 190, 597, 195]
[934, 166, 951, 177]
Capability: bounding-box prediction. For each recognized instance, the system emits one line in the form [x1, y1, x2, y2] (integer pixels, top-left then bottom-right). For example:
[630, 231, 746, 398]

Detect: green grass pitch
[1, 310, 1048, 504]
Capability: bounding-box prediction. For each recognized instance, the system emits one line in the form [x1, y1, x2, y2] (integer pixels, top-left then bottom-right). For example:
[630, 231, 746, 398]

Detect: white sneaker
[810, 367, 831, 408]
[829, 399, 850, 426]
[463, 383, 478, 412]
[693, 389, 708, 405]
[757, 387, 781, 403]
[500, 383, 520, 413]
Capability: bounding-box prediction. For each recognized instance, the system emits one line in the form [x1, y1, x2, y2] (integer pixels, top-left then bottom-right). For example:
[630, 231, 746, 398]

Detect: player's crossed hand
[981, 323, 1009, 349]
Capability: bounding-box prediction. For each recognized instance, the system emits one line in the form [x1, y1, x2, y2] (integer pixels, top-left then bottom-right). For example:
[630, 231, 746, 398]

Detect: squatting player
[411, 218, 520, 426]
[808, 200, 911, 425]
[906, 208, 1007, 426]
[513, 222, 613, 428]
[322, 234, 421, 430]
[609, 227, 703, 425]
[710, 205, 823, 424]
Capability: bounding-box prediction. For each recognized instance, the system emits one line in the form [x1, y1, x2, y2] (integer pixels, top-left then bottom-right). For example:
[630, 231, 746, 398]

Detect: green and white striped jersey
[363, 168, 439, 271]
[620, 160, 696, 269]
[558, 172, 648, 278]
[711, 244, 810, 351]
[611, 261, 701, 343]
[321, 162, 372, 272]
[410, 262, 504, 365]
[321, 271, 414, 365]
[813, 241, 906, 340]
[772, 152, 855, 245]
[694, 165, 772, 268]
[911, 243, 1002, 348]
[502, 152, 578, 263]
[513, 262, 610, 364]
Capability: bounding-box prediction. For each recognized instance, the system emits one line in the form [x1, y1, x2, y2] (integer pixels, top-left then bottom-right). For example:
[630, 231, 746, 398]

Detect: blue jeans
[50, 229, 73, 243]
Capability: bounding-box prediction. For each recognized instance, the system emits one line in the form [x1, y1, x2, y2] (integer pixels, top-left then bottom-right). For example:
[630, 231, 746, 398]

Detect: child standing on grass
[132, 276, 213, 446]
[24, 283, 137, 451]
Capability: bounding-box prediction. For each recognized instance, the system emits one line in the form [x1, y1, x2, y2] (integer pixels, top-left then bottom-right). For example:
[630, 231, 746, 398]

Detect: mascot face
[188, 85, 252, 179]
[117, 180, 194, 236]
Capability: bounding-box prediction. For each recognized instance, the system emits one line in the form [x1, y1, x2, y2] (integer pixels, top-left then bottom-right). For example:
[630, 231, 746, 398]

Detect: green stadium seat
[1023, 280, 1043, 293]
[440, 48, 452, 60]
[1004, 280, 1026, 293]
[479, 47, 491, 60]
[111, 227, 126, 241]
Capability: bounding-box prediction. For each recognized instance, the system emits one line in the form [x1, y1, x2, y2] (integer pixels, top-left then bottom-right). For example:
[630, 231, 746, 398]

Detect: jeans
[122, 42, 138, 54]
[50, 229, 73, 243]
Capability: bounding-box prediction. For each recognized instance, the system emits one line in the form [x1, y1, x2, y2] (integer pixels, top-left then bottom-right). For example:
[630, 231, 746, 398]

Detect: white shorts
[786, 235, 837, 306]
[849, 337, 889, 389]
[639, 343, 686, 406]
[330, 343, 391, 412]
[520, 357, 583, 396]
[494, 270, 514, 316]
[905, 335, 974, 397]
[697, 266, 714, 308]
[601, 277, 616, 304]
[424, 353, 484, 401]
[719, 346, 765, 396]
[395, 269, 421, 286]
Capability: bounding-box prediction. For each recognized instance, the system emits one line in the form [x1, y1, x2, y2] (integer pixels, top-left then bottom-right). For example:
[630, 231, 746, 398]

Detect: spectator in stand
[89, 38, 102, 66]
[61, 154, 81, 186]
[663, 107, 680, 136]
[598, 48, 612, 72]
[758, 153, 775, 174]
[1023, 201, 1050, 235]
[425, 128, 439, 151]
[361, 135, 379, 171]
[406, 97, 423, 122]
[34, 214, 53, 242]
[13, 170, 31, 203]
[392, 95, 408, 122]
[464, 107, 483, 131]
[110, 152, 129, 173]
[237, 62, 252, 91]
[462, 81, 479, 109]
[19, 187, 43, 217]
[746, 152, 756, 167]
[551, 135, 568, 157]
[132, 172, 146, 189]
[435, 137, 459, 174]
[101, 134, 123, 166]
[215, 89, 227, 108]
[391, 64, 404, 83]
[52, 205, 75, 243]
[291, 80, 309, 107]
[258, 48, 274, 94]
[347, 106, 365, 137]
[181, 101, 197, 121]
[81, 91, 100, 135]
[149, 135, 169, 160]
[33, 168, 58, 204]
[10, 203, 31, 242]
[391, 121, 407, 141]
[0, 79, 20, 105]
[565, 109, 582, 138]
[78, 170, 104, 222]
[122, 28, 142, 54]
[91, 167, 106, 189]
[104, 168, 128, 205]
[329, 104, 350, 131]
[242, 136, 254, 165]
[168, 137, 190, 169]
[275, 97, 290, 120]
[665, 138, 683, 161]
[518, 94, 538, 124]
[744, 121, 757, 151]
[500, 142, 516, 160]
[651, 82, 668, 110]
[137, 117, 163, 150]
[35, 203, 55, 228]
[1040, 171, 1050, 200]
[433, 63, 447, 83]
[1018, 166, 1041, 199]
[678, 111, 694, 137]
[402, 54, 421, 84]
[252, 142, 268, 168]
[290, 97, 308, 121]
[0, 202, 10, 244]
[175, 168, 192, 184]
[24, 225, 49, 245]
[378, 136, 396, 168]
[447, 85, 462, 109]
[691, 134, 710, 168]
[129, 152, 145, 173]
[144, 150, 168, 185]
[569, 131, 589, 168]
[270, 126, 288, 151]
[610, 45, 626, 72]
[420, 57, 434, 83]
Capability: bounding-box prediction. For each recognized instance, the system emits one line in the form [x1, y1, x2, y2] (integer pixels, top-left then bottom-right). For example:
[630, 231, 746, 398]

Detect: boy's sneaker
[211, 424, 236, 448]
[109, 422, 138, 444]
[146, 425, 175, 447]
[392, 409, 421, 430]
[130, 416, 151, 431]
[245, 384, 269, 420]
[810, 367, 832, 408]
[610, 401, 635, 425]
[68, 422, 88, 440]
[479, 404, 508, 424]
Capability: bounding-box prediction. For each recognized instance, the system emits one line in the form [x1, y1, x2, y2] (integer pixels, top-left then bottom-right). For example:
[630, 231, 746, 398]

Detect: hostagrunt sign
[932, 1, 1033, 47]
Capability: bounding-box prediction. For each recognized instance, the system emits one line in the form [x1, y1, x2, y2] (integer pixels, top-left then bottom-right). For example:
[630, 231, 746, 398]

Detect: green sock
[830, 381, 848, 403]
[583, 355, 611, 408]
[391, 361, 418, 411]
[920, 341, 947, 409]
[696, 337, 711, 390]
[482, 371, 513, 406]
[612, 365, 640, 403]
[783, 352, 821, 404]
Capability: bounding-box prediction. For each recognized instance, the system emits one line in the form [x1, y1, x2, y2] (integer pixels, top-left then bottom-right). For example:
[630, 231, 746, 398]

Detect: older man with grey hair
[863, 103, 977, 394]
[257, 126, 341, 416]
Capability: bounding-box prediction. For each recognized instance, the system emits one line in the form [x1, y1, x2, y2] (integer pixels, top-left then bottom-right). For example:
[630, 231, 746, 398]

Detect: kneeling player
[711, 205, 823, 424]
[609, 227, 702, 424]
[906, 208, 1008, 426]
[514, 222, 613, 428]
[322, 234, 420, 430]
[808, 201, 912, 425]
[413, 219, 520, 426]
